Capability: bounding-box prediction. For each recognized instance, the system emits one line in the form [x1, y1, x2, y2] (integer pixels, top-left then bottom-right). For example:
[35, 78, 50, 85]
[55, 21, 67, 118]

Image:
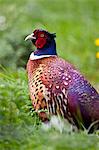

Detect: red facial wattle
[35, 37, 47, 49]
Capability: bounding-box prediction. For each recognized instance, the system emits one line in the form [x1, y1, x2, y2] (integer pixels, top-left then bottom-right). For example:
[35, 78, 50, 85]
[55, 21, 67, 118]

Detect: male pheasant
[25, 29, 99, 131]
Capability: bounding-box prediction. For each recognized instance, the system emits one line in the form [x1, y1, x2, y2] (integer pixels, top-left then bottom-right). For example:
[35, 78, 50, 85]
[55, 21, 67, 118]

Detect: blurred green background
[0, 0, 99, 150]
[0, 0, 99, 83]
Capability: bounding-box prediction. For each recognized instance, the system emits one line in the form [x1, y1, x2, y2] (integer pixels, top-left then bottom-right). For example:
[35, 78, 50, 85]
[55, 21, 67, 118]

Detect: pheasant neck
[34, 39, 57, 56]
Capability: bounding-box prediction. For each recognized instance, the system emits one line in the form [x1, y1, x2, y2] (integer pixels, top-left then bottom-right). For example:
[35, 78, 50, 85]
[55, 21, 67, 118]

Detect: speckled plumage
[27, 56, 74, 122]
[26, 29, 99, 131]
[27, 56, 99, 129]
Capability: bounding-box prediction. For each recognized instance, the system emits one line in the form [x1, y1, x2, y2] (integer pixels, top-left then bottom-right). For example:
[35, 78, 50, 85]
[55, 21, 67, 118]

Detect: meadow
[0, 0, 99, 149]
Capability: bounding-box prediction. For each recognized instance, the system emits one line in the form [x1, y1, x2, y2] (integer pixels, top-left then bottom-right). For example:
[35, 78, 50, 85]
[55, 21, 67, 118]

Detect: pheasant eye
[40, 34, 45, 37]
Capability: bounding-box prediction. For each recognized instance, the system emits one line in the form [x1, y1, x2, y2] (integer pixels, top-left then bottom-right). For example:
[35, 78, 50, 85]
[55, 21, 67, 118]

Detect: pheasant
[25, 29, 99, 131]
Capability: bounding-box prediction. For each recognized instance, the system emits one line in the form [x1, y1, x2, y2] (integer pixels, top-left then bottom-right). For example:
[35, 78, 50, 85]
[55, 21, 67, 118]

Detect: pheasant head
[25, 29, 57, 56]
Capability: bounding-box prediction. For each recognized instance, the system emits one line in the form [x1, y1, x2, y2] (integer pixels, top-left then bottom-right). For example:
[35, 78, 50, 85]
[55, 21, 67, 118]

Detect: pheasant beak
[25, 33, 36, 41]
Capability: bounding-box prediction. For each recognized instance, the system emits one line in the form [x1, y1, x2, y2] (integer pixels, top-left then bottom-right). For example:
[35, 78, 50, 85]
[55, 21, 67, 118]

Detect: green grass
[0, 69, 99, 150]
[0, 0, 99, 149]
